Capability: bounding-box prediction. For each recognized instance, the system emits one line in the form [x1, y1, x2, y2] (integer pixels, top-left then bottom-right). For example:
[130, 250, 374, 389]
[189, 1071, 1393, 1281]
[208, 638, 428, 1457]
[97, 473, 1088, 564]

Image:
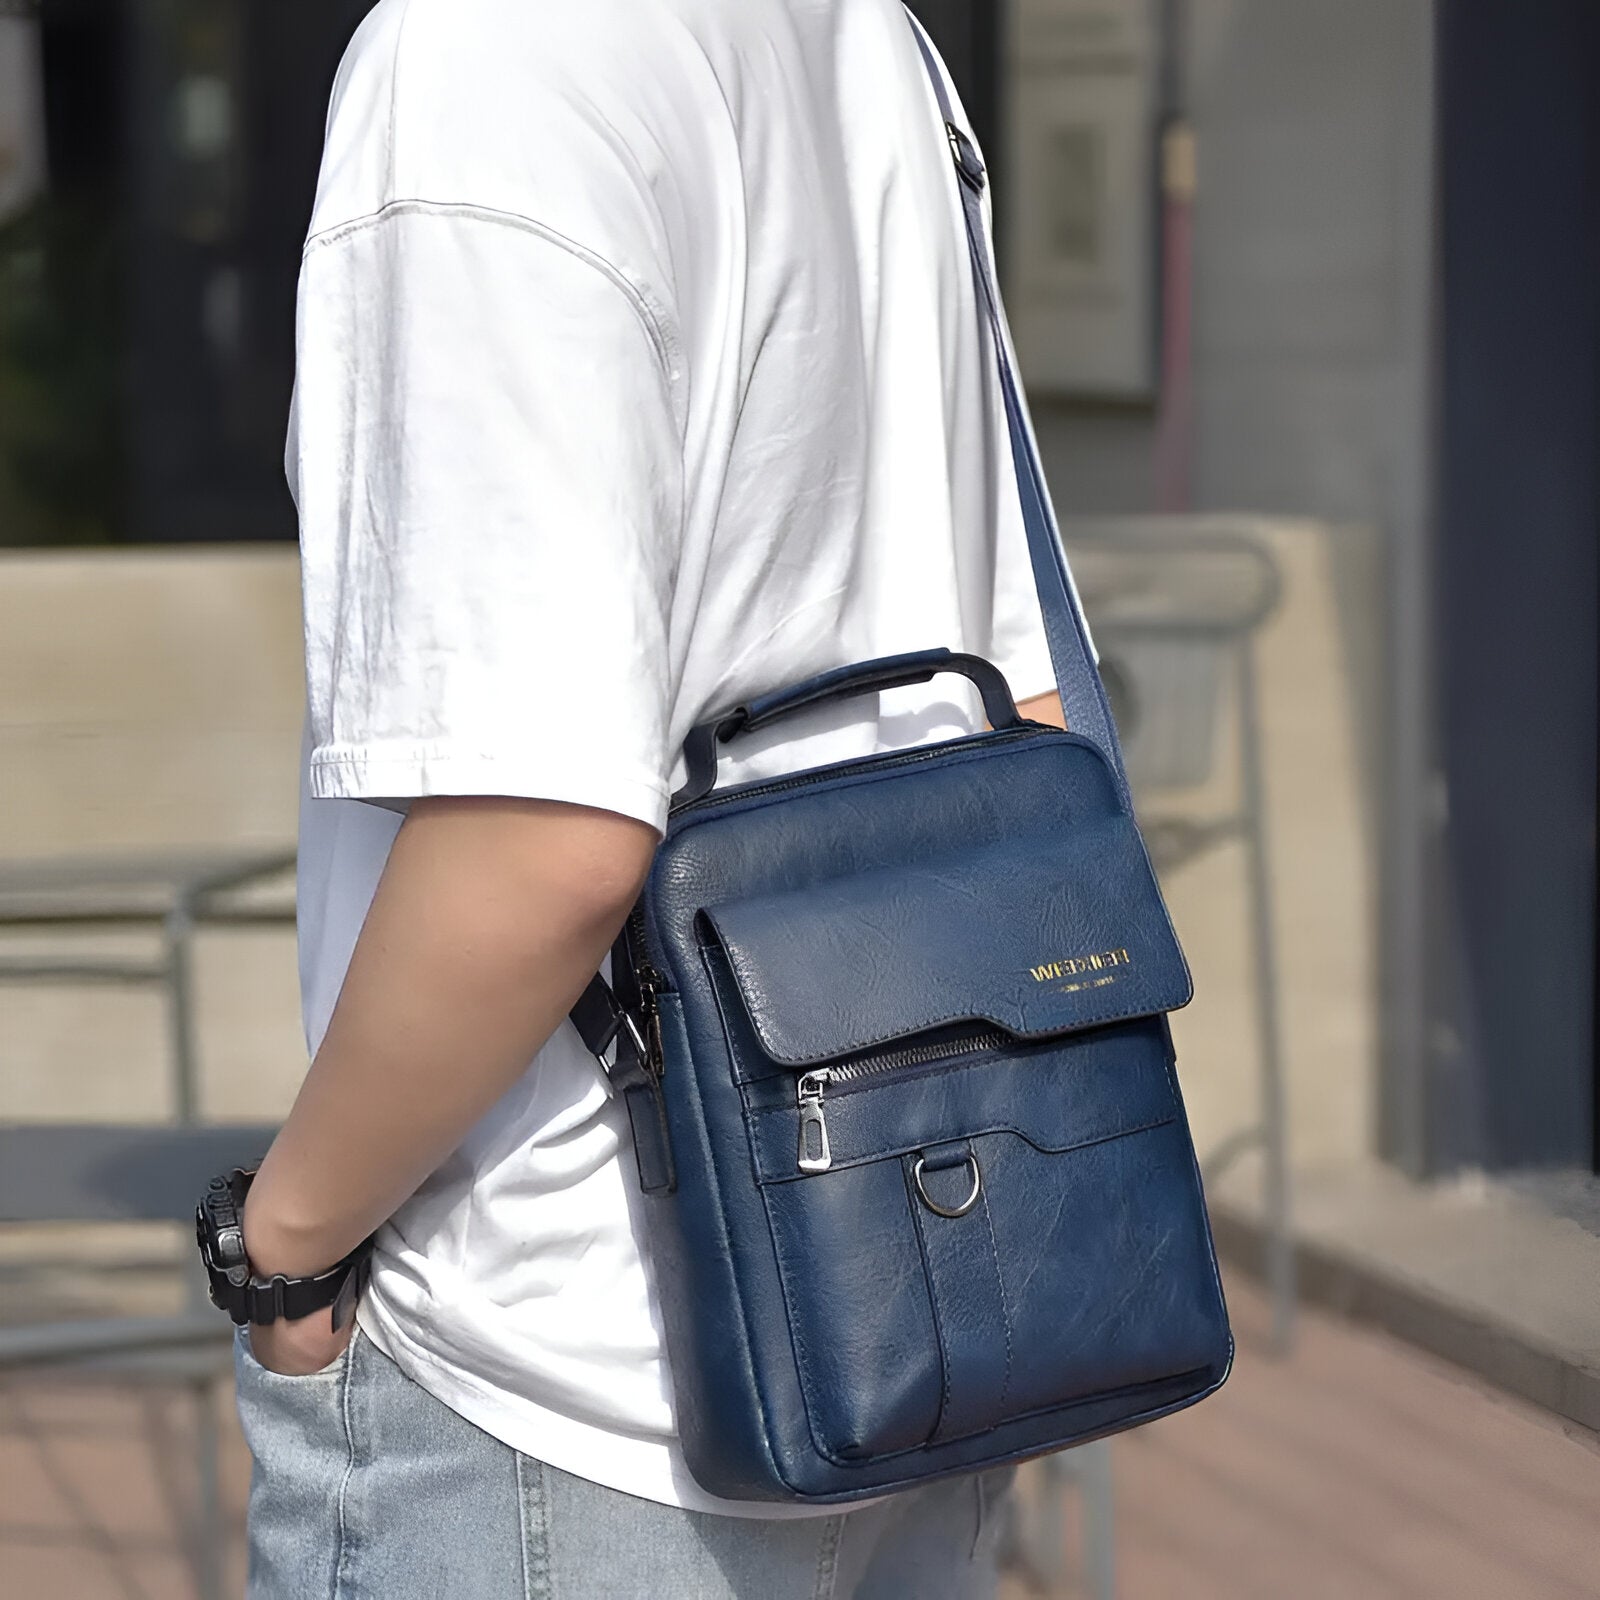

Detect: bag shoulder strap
[570, 14, 1132, 1066]
[902, 9, 1129, 798]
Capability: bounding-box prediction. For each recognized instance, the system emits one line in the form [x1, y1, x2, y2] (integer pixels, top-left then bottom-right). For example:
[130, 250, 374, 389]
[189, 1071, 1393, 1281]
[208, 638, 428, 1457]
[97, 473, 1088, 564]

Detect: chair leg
[1033, 1454, 1069, 1589]
[1077, 1440, 1116, 1600]
[1016, 1445, 1115, 1596]
[193, 1372, 224, 1600]
[165, 895, 201, 1126]
[1236, 644, 1296, 1355]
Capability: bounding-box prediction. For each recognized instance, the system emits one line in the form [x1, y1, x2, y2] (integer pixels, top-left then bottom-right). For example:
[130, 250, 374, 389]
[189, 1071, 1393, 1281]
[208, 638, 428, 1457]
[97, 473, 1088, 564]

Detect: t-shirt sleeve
[289, 203, 684, 835]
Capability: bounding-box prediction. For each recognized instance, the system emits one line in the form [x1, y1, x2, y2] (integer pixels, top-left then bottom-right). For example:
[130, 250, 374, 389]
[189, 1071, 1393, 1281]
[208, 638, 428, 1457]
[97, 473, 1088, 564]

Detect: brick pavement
[2, 1274, 1596, 1599]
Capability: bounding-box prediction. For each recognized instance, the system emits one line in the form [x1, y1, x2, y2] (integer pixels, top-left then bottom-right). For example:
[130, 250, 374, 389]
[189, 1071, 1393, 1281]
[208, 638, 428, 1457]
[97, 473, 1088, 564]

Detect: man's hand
[246, 1306, 355, 1377]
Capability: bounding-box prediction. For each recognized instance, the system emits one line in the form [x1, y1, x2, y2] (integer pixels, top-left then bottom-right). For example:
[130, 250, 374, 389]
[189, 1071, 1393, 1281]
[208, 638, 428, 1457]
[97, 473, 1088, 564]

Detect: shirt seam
[383, 0, 418, 202]
[310, 740, 664, 777]
[302, 197, 682, 393]
[383, 0, 416, 203]
[306, 743, 671, 822]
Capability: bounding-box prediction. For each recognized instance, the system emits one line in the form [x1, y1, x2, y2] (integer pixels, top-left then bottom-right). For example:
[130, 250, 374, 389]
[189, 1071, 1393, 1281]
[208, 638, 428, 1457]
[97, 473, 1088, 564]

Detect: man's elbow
[554, 807, 659, 927]
[407, 794, 657, 934]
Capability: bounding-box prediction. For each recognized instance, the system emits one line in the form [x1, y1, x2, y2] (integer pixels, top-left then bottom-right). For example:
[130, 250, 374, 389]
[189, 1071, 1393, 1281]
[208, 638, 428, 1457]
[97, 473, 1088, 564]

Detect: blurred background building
[1, 2, 1596, 1597]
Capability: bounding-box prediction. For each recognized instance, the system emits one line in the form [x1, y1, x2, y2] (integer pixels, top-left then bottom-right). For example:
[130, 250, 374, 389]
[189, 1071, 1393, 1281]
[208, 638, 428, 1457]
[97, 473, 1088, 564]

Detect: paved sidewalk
[2, 1274, 1596, 1599]
[1045, 1278, 1600, 1599]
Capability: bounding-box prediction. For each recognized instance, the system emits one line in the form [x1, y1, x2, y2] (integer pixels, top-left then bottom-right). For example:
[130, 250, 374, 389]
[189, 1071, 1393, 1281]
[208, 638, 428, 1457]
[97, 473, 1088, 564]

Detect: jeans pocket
[235, 1327, 363, 1598]
[236, 1322, 358, 1384]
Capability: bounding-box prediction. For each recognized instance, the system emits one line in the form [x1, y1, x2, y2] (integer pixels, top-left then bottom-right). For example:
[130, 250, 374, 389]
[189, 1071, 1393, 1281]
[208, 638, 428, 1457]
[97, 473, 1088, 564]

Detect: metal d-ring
[912, 1153, 983, 1219]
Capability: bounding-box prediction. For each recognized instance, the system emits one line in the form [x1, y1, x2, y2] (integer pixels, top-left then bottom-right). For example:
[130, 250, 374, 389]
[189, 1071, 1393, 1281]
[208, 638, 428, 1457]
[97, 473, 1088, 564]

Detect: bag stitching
[748, 1109, 1179, 1187]
[758, 1156, 940, 1468]
[909, 1144, 1013, 1448]
[977, 1180, 1015, 1415]
[906, 1157, 958, 1441]
[666, 985, 807, 1494]
[732, 988, 1193, 1064]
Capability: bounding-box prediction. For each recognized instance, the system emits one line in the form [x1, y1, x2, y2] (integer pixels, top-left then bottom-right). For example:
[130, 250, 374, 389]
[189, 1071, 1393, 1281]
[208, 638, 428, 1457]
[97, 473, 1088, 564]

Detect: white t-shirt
[291, 0, 1064, 1515]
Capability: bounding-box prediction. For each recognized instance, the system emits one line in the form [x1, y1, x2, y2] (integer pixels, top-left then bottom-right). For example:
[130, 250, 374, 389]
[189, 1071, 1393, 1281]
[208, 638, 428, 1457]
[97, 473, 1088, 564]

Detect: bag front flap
[700, 814, 1191, 1068]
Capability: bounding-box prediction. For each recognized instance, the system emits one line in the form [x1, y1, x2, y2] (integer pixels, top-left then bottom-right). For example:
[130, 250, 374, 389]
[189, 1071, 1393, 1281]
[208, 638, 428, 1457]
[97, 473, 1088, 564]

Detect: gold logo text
[1029, 948, 1131, 984]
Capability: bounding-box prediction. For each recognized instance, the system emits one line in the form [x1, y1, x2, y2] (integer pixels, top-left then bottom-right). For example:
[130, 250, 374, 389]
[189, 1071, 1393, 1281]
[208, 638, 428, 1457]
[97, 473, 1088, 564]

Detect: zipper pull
[796, 1070, 833, 1173]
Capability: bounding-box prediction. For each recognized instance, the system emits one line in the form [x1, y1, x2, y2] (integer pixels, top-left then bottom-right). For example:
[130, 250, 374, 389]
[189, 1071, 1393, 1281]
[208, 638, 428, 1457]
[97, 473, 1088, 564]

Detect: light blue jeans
[235, 1324, 1014, 1599]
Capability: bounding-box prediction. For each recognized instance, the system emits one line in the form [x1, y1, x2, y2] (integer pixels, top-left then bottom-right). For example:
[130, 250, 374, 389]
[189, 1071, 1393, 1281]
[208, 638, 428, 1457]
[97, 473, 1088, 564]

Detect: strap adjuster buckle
[946, 123, 986, 191]
[600, 1010, 650, 1076]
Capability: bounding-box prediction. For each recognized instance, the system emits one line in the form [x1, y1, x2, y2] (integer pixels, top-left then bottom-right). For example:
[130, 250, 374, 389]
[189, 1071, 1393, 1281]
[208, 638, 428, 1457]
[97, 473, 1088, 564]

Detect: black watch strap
[196, 1166, 375, 1329]
[232, 1246, 374, 1330]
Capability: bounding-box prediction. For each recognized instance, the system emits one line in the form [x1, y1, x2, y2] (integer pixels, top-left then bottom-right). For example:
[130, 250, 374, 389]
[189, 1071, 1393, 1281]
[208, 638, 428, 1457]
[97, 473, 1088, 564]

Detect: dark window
[0, 0, 375, 546]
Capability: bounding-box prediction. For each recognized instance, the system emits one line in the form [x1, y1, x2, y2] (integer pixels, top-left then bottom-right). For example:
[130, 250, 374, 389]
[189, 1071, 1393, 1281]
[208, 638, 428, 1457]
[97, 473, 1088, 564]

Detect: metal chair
[0, 848, 293, 1596]
[0, 849, 297, 1124]
[0, 1122, 278, 1600]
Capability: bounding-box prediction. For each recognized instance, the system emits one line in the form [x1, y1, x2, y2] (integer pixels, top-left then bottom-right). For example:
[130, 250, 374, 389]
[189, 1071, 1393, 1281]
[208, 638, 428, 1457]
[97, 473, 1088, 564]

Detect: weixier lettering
[1059, 974, 1118, 994]
[1029, 948, 1132, 984]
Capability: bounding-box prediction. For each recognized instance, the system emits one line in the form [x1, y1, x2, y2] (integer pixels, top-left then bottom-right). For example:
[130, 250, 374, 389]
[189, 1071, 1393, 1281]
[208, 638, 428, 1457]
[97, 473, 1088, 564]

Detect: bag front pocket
[754, 1024, 1225, 1465]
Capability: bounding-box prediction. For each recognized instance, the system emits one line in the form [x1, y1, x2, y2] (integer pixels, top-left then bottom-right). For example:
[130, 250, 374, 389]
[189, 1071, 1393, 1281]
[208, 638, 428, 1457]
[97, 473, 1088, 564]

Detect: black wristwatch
[195, 1166, 374, 1329]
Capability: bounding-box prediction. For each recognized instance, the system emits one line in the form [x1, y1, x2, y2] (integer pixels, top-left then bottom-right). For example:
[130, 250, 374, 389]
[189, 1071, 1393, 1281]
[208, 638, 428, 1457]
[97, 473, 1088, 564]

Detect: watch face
[198, 1184, 244, 1272]
[216, 1225, 249, 1285]
[196, 1172, 260, 1326]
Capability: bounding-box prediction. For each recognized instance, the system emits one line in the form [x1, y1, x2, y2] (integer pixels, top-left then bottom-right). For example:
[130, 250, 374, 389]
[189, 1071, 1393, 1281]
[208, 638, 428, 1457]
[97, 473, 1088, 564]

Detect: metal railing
[0, 849, 295, 1600]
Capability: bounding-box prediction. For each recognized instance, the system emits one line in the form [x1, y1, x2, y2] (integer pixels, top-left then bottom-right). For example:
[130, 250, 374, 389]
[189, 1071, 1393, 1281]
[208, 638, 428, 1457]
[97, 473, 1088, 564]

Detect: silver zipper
[828, 1028, 1011, 1085]
[797, 1071, 834, 1172]
[793, 1027, 1012, 1175]
[637, 965, 666, 1082]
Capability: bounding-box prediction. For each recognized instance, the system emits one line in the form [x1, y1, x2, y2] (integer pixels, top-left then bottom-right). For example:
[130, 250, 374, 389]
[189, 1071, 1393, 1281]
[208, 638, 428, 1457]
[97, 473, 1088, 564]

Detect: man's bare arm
[1018, 689, 1066, 730]
[244, 795, 657, 1282]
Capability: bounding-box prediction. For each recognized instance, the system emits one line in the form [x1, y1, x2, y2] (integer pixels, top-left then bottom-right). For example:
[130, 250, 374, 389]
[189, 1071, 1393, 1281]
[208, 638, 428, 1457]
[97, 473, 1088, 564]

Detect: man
[233, 0, 1066, 1593]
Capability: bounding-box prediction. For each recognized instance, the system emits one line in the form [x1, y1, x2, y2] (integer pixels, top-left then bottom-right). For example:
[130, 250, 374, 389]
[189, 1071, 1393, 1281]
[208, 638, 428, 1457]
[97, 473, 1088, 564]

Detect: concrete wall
[1025, 0, 1434, 540]
[0, 548, 308, 1126]
[1018, 1, 1436, 1117]
[1007, 0, 1436, 1172]
[0, 547, 304, 858]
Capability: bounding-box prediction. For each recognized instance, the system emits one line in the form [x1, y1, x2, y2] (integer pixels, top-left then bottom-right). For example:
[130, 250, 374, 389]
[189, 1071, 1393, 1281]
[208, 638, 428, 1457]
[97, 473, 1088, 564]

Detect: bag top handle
[674, 648, 1024, 808]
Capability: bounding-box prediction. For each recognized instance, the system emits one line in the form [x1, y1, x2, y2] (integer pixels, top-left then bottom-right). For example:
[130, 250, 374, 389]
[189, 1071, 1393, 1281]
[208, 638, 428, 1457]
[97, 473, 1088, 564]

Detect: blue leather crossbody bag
[568, 16, 1233, 1504]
